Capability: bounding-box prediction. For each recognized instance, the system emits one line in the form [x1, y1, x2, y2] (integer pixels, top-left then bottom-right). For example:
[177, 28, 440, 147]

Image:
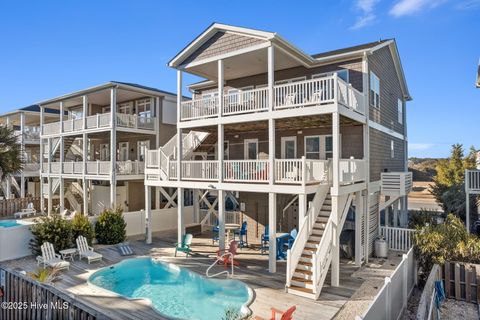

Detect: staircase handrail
[286, 183, 329, 287]
[312, 193, 353, 298]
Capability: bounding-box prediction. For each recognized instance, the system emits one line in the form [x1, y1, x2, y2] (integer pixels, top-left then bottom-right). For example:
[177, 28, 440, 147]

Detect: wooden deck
[0, 231, 391, 320]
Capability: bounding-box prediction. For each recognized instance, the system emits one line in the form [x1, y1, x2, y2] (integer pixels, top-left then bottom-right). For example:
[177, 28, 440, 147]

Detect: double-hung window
[305, 136, 321, 159]
[370, 71, 380, 108]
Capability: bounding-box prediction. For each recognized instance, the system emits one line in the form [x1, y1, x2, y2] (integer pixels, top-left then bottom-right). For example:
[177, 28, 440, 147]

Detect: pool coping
[86, 256, 255, 320]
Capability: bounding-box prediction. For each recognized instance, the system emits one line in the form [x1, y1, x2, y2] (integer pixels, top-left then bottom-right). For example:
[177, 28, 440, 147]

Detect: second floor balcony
[180, 76, 365, 122]
[145, 155, 366, 187]
[42, 112, 156, 136]
[42, 160, 145, 177]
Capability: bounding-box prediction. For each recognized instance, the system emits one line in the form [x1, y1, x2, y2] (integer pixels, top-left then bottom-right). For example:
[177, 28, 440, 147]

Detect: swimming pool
[88, 258, 253, 320]
[0, 220, 21, 228]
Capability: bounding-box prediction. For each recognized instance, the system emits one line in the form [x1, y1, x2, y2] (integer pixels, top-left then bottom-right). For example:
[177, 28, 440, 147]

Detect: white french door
[118, 142, 129, 161]
[281, 136, 297, 159]
[244, 139, 258, 160]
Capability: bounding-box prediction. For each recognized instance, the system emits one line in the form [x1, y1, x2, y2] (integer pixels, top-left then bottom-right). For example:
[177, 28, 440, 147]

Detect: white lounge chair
[39, 242, 70, 270]
[60, 209, 75, 220]
[14, 202, 36, 218]
[76, 236, 102, 264]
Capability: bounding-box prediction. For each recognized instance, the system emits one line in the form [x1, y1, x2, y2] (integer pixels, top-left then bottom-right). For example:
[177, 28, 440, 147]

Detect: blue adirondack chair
[285, 228, 298, 250]
[261, 225, 269, 255]
[212, 222, 219, 244]
[234, 221, 248, 248]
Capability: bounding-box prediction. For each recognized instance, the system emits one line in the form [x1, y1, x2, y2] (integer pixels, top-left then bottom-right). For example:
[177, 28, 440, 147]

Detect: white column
[218, 189, 226, 250]
[20, 112, 25, 198]
[110, 88, 117, 207]
[193, 189, 200, 223]
[155, 96, 161, 148]
[268, 45, 275, 112]
[47, 138, 52, 214]
[47, 178, 52, 215]
[145, 185, 152, 244]
[177, 187, 185, 244]
[176, 70, 183, 181]
[83, 95, 88, 129]
[218, 125, 224, 181]
[362, 53, 371, 262]
[332, 112, 340, 195]
[155, 187, 161, 209]
[331, 195, 340, 286]
[39, 106, 44, 214]
[268, 118, 275, 185]
[218, 59, 224, 117]
[83, 132, 88, 214]
[466, 191, 470, 233]
[59, 178, 64, 213]
[268, 192, 277, 273]
[393, 200, 399, 227]
[5, 116, 11, 199]
[400, 196, 408, 227]
[59, 101, 64, 132]
[298, 193, 306, 228]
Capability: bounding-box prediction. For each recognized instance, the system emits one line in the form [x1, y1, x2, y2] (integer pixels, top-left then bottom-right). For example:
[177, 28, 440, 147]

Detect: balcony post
[176, 70, 182, 181]
[83, 178, 88, 215]
[298, 193, 306, 228]
[218, 189, 226, 251]
[218, 124, 224, 182]
[466, 189, 471, 233]
[83, 95, 88, 130]
[268, 45, 275, 111]
[218, 59, 224, 116]
[177, 187, 185, 244]
[59, 177, 64, 213]
[47, 177, 52, 215]
[145, 185, 152, 244]
[47, 138, 52, 176]
[20, 112, 25, 198]
[362, 52, 371, 262]
[110, 88, 117, 207]
[332, 112, 340, 194]
[39, 106, 44, 213]
[268, 192, 277, 273]
[59, 101, 64, 133]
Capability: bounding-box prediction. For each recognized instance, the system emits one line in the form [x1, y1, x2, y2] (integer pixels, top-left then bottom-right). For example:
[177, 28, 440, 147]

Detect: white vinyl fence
[380, 226, 416, 251]
[357, 247, 417, 320]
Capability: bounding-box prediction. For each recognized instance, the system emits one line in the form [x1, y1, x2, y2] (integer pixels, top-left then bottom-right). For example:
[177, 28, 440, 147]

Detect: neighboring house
[0, 105, 59, 199]
[144, 23, 413, 299]
[38, 81, 177, 215]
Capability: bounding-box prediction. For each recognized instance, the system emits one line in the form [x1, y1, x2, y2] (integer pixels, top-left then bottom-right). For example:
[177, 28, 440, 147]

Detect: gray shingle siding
[369, 128, 406, 182]
[368, 46, 405, 135]
[182, 32, 265, 65]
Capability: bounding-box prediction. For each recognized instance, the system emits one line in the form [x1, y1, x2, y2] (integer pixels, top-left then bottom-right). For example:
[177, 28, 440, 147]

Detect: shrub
[414, 214, 480, 284]
[71, 213, 94, 245]
[408, 209, 443, 229]
[95, 207, 127, 245]
[28, 267, 59, 283]
[30, 214, 73, 255]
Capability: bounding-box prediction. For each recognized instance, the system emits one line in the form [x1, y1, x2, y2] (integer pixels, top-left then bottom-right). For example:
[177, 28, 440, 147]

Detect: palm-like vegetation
[0, 126, 24, 179]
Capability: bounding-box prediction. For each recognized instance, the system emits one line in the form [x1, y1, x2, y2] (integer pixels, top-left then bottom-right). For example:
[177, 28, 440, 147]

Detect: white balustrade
[339, 159, 366, 184]
[275, 159, 303, 183]
[274, 77, 335, 109]
[223, 87, 269, 115]
[50, 162, 61, 174]
[181, 161, 218, 181]
[181, 96, 218, 120]
[223, 160, 269, 182]
[23, 163, 40, 173]
[42, 122, 60, 135]
[380, 226, 416, 251]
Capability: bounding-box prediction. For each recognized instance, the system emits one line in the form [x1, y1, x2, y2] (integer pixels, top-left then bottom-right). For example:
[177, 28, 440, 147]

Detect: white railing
[117, 161, 144, 175]
[181, 161, 218, 181]
[336, 78, 365, 113]
[23, 126, 41, 142]
[223, 160, 269, 183]
[358, 248, 417, 320]
[275, 77, 335, 109]
[23, 163, 40, 174]
[339, 159, 366, 184]
[286, 184, 330, 288]
[466, 170, 480, 192]
[50, 162, 61, 174]
[179, 76, 366, 122]
[312, 218, 334, 297]
[381, 172, 413, 196]
[42, 122, 60, 135]
[380, 226, 416, 252]
[63, 162, 84, 174]
[181, 96, 219, 120]
[275, 158, 330, 184]
[98, 113, 111, 127]
[223, 87, 269, 115]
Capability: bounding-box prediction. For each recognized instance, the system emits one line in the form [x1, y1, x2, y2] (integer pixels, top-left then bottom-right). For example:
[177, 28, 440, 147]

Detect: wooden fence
[0, 197, 59, 217]
[0, 267, 108, 320]
[443, 261, 480, 303]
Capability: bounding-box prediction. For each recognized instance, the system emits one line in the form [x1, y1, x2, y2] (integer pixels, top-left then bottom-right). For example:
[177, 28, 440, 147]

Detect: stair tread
[292, 276, 313, 283]
[289, 285, 314, 294]
[295, 269, 312, 275]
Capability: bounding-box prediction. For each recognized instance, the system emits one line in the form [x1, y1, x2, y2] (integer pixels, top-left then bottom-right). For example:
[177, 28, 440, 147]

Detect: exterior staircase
[286, 186, 353, 299]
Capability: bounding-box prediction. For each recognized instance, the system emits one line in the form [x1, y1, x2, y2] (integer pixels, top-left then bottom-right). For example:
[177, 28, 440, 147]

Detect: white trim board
[368, 121, 405, 141]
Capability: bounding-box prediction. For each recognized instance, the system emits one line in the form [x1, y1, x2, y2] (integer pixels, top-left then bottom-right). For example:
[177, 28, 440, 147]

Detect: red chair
[216, 240, 239, 266]
[255, 306, 296, 320]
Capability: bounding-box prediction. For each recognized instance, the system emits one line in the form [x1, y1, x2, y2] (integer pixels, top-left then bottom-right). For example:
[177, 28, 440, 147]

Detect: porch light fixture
[297, 130, 303, 134]
[234, 134, 239, 138]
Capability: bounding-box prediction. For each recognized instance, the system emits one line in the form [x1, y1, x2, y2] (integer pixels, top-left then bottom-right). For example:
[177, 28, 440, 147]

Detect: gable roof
[312, 39, 391, 59]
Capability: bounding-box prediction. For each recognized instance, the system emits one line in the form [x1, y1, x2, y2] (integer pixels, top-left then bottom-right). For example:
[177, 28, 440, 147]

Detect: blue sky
[0, 0, 479, 158]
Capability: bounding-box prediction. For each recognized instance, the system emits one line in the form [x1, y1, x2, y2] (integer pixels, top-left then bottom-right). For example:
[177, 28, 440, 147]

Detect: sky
[0, 0, 479, 158]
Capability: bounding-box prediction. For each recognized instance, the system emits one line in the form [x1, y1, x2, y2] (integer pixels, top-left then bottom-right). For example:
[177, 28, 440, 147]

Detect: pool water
[0, 220, 20, 228]
[88, 258, 252, 320]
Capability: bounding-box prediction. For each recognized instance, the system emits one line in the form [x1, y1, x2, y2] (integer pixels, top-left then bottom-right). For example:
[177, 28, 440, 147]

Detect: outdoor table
[276, 233, 290, 260]
[225, 223, 241, 244]
[59, 248, 77, 262]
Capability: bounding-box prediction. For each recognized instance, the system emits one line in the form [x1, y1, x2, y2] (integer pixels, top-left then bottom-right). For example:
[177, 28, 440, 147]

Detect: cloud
[389, 0, 447, 17]
[456, 0, 480, 9]
[350, 0, 379, 30]
[409, 143, 436, 151]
